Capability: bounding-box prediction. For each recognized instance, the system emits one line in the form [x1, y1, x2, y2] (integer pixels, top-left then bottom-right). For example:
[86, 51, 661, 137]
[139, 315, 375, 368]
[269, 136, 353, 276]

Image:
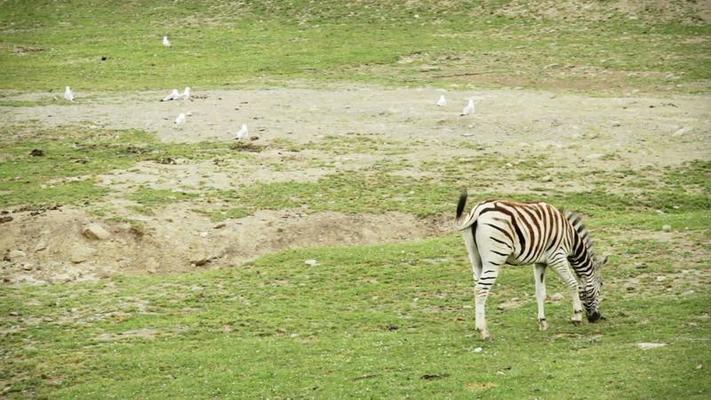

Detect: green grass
[0, 124, 249, 208]
[0, 1, 708, 93]
[1, 235, 709, 398]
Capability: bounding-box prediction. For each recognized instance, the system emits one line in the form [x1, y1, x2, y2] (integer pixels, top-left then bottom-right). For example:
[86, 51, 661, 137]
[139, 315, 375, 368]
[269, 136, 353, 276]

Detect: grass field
[2, 235, 709, 399]
[1, 0, 710, 94]
[1, 1, 710, 399]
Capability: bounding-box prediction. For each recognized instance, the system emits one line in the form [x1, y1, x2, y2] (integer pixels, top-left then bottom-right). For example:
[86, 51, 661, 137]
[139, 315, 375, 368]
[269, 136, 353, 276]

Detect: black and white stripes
[455, 190, 607, 340]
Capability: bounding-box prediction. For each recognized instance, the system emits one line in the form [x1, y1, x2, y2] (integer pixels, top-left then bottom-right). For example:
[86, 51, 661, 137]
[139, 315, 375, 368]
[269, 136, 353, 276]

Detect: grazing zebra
[455, 190, 607, 340]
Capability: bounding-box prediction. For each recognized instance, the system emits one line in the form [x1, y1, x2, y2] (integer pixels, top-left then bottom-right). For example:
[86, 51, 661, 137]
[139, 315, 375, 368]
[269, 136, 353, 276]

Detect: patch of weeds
[305, 134, 408, 156]
[663, 160, 710, 191]
[0, 124, 245, 208]
[270, 138, 305, 152]
[0, 96, 65, 107]
[199, 207, 251, 223]
[128, 187, 199, 214]
[229, 141, 266, 153]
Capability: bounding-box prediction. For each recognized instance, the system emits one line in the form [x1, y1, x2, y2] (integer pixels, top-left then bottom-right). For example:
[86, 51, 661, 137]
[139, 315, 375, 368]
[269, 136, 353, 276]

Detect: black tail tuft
[456, 190, 468, 221]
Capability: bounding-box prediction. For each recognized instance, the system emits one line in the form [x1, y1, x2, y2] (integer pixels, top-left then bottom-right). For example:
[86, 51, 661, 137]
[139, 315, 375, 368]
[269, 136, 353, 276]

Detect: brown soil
[1, 205, 444, 284]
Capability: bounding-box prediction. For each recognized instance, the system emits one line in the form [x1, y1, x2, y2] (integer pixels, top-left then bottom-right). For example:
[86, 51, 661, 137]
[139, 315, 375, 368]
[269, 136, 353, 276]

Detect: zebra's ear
[600, 255, 609, 267]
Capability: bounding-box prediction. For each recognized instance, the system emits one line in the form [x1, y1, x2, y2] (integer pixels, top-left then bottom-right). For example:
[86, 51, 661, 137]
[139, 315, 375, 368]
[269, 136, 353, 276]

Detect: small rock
[637, 342, 666, 350]
[550, 292, 564, 302]
[34, 240, 48, 252]
[473, 347, 483, 353]
[662, 224, 672, 232]
[656, 276, 666, 282]
[146, 258, 159, 274]
[82, 223, 111, 240]
[0, 215, 13, 224]
[191, 257, 212, 267]
[497, 298, 521, 311]
[672, 127, 691, 137]
[29, 149, 45, 157]
[541, 175, 552, 182]
[7, 250, 26, 260]
[304, 259, 319, 266]
[70, 245, 95, 263]
[199, 231, 208, 238]
[696, 364, 703, 370]
[213, 223, 227, 229]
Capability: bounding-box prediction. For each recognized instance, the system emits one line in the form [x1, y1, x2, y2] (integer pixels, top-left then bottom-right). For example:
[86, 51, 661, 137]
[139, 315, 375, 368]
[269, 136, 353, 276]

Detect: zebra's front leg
[533, 263, 548, 331]
[549, 256, 584, 325]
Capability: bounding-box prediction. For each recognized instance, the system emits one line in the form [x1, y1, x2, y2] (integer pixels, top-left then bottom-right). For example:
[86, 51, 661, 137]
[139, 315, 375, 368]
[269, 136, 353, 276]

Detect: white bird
[235, 124, 248, 140]
[162, 36, 171, 47]
[182, 87, 191, 100]
[64, 86, 74, 102]
[162, 89, 180, 102]
[436, 95, 447, 106]
[461, 98, 475, 116]
[175, 112, 186, 126]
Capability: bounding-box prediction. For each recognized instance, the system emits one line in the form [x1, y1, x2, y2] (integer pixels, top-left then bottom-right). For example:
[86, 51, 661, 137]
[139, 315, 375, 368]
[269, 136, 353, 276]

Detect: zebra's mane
[564, 210, 594, 253]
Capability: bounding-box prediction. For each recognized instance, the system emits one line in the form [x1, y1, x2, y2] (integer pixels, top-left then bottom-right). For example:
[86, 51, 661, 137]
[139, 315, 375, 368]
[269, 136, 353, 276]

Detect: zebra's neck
[565, 211, 596, 278]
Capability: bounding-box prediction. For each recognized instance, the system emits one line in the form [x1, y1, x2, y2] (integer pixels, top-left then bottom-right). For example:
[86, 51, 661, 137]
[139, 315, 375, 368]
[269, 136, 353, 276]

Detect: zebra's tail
[456, 190, 468, 221]
[455, 190, 478, 231]
[454, 189, 475, 230]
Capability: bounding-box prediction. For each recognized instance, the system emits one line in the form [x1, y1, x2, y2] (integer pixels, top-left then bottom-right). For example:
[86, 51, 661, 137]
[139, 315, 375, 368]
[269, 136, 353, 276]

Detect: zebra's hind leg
[474, 255, 507, 340]
[533, 263, 548, 331]
[548, 255, 584, 325]
[463, 229, 482, 284]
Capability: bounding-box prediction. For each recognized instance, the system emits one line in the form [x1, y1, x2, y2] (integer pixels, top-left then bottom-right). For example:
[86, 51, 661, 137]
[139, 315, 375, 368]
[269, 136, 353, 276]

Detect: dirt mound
[0, 206, 445, 285]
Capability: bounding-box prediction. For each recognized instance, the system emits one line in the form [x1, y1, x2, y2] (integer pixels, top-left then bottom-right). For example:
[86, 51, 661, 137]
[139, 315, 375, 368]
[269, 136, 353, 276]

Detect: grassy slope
[0, 1, 709, 93]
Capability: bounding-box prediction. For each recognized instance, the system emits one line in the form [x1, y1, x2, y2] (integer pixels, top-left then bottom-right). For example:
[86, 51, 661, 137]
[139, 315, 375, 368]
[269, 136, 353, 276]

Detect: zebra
[455, 190, 607, 340]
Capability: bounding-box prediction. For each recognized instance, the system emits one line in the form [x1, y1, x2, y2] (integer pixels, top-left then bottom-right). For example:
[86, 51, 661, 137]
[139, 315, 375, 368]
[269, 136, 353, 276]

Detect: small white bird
[235, 124, 248, 140]
[162, 89, 180, 102]
[461, 98, 475, 116]
[175, 112, 186, 126]
[162, 36, 171, 47]
[64, 86, 74, 102]
[436, 94, 447, 106]
[182, 87, 191, 100]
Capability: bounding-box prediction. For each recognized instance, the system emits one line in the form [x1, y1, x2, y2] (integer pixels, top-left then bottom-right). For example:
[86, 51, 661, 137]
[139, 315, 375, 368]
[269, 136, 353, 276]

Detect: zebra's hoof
[538, 320, 548, 331]
[571, 319, 582, 326]
[480, 330, 492, 341]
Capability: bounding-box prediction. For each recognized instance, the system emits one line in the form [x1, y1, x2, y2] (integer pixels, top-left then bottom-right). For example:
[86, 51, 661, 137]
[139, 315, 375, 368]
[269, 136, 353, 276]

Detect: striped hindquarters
[461, 199, 576, 265]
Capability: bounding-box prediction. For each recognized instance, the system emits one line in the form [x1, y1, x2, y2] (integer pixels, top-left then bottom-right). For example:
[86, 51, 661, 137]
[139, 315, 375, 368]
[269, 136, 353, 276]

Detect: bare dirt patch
[0, 205, 444, 284]
[1, 86, 709, 169]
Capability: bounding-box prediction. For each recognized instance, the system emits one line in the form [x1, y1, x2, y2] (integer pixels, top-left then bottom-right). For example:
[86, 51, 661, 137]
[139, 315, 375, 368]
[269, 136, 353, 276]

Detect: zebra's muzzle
[587, 311, 602, 322]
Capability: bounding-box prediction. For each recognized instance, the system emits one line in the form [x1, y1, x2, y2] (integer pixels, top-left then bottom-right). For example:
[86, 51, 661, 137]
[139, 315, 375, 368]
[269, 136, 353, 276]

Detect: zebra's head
[580, 255, 608, 322]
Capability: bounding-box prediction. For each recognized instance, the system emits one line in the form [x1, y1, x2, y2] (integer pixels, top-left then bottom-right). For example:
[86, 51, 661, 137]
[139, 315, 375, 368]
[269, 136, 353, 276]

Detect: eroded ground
[0, 86, 709, 286]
